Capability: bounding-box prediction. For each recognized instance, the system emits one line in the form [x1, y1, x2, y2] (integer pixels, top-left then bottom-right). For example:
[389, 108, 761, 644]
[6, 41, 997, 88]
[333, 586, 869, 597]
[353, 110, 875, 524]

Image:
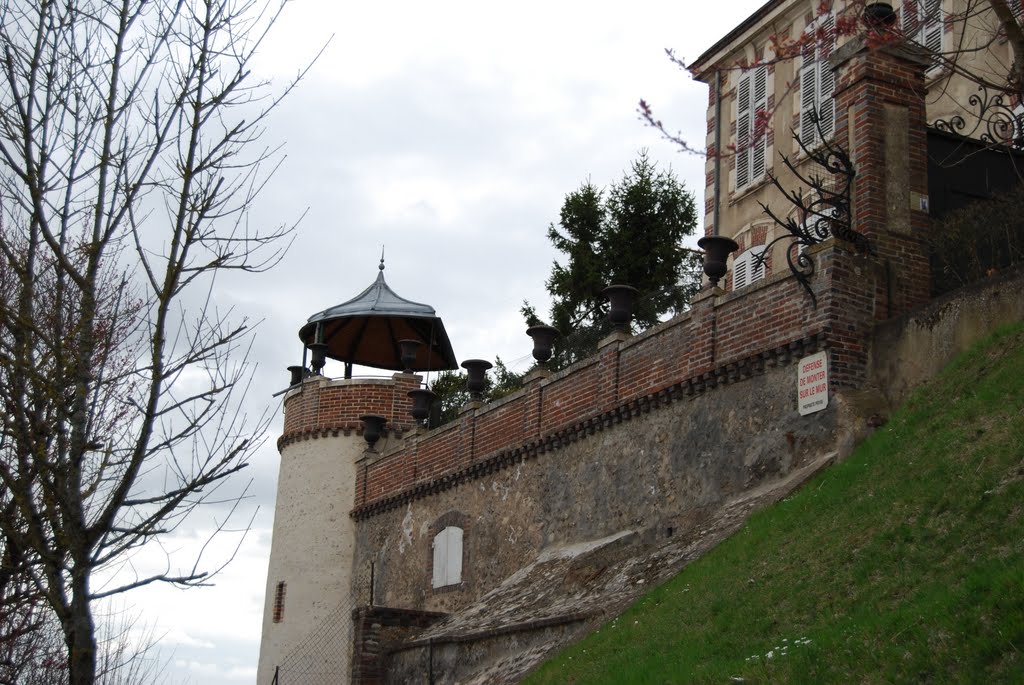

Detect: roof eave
[689, 0, 785, 79]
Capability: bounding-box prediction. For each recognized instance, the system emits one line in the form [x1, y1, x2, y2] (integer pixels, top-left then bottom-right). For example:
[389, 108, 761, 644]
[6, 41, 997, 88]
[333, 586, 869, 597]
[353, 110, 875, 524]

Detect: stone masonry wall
[350, 349, 850, 616]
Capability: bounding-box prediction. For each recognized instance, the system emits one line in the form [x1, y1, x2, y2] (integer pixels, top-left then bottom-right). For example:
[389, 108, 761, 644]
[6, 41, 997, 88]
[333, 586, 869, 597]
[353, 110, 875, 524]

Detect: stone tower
[257, 262, 457, 683]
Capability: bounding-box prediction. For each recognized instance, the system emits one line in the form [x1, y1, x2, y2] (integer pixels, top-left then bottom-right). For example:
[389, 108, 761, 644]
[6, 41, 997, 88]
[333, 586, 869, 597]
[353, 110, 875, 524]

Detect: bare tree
[0, 0, 315, 682]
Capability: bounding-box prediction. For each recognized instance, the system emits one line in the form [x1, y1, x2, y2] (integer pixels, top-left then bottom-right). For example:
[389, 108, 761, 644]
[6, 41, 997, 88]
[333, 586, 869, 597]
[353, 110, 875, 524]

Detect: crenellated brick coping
[277, 375, 419, 451]
[347, 247, 847, 518]
[350, 330, 828, 521]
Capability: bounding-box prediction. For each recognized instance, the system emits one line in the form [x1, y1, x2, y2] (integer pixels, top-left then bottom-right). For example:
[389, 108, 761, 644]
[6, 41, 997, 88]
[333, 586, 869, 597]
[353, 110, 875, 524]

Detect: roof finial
[379, 246, 385, 271]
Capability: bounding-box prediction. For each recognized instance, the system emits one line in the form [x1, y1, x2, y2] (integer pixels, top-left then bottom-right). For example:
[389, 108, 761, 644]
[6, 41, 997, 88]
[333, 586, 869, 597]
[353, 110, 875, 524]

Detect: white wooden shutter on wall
[751, 65, 768, 181]
[737, 72, 752, 189]
[737, 65, 768, 190]
[800, 14, 835, 146]
[900, 0, 943, 73]
[732, 247, 767, 291]
[817, 14, 836, 140]
[432, 526, 463, 588]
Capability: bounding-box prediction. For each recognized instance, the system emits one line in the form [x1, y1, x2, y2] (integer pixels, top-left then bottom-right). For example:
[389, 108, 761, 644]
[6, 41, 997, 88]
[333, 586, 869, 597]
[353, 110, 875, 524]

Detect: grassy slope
[525, 323, 1024, 684]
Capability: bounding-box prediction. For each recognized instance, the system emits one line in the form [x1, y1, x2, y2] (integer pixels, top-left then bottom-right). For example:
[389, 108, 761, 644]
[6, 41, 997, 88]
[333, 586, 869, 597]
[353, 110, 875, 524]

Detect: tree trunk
[66, 572, 96, 685]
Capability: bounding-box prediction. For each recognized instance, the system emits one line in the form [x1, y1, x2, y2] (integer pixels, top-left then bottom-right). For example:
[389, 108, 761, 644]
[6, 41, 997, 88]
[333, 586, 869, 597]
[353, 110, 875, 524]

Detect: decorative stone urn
[408, 388, 437, 424]
[697, 235, 740, 288]
[398, 339, 422, 373]
[461, 359, 493, 400]
[526, 325, 560, 364]
[359, 414, 387, 450]
[308, 342, 328, 376]
[602, 284, 639, 332]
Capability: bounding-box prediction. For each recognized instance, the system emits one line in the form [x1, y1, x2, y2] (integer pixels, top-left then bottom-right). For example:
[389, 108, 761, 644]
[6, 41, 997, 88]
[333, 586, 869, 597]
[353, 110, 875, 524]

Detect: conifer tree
[524, 151, 701, 367]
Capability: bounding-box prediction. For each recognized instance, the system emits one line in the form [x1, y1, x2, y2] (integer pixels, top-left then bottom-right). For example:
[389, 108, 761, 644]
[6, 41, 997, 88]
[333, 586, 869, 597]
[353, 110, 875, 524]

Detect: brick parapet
[277, 374, 421, 451]
[349, 255, 839, 518]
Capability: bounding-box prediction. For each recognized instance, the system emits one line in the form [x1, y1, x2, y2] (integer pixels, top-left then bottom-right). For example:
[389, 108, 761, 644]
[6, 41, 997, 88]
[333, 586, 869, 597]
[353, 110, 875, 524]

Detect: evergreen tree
[524, 151, 701, 367]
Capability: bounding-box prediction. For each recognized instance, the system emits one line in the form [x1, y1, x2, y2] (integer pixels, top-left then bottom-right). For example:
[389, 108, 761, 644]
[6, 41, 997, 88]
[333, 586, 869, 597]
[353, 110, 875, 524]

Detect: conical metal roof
[298, 259, 458, 372]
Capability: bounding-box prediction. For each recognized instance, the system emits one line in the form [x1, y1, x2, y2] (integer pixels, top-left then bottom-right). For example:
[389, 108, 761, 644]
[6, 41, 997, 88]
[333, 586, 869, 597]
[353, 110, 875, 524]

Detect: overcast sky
[115, 1, 768, 682]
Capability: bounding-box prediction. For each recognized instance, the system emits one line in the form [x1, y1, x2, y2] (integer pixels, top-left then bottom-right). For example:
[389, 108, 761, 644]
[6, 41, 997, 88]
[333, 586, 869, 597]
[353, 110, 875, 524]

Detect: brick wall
[349, 256, 836, 518]
[278, 373, 420, 450]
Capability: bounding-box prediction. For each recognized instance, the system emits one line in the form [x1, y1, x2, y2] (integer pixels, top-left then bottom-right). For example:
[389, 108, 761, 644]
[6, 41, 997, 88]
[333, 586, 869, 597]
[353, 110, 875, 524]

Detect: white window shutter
[432, 531, 447, 589]
[733, 252, 749, 290]
[817, 15, 836, 140]
[732, 248, 767, 291]
[446, 527, 463, 585]
[433, 526, 463, 588]
[922, 0, 943, 71]
[750, 247, 766, 283]
[899, 0, 920, 37]
[736, 72, 751, 188]
[800, 49, 817, 145]
[751, 66, 768, 180]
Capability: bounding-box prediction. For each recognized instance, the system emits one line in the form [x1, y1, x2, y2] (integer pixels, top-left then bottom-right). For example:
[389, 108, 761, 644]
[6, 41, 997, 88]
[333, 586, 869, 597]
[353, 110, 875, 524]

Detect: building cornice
[690, 0, 786, 79]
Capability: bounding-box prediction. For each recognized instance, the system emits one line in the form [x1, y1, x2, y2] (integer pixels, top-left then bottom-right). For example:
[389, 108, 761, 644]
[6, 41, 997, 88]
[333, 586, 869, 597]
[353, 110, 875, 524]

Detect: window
[736, 64, 768, 189]
[899, 0, 943, 73]
[272, 581, 286, 623]
[431, 526, 463, 589]
[732, 246, 767, 290]
[799, 14, 836, 147]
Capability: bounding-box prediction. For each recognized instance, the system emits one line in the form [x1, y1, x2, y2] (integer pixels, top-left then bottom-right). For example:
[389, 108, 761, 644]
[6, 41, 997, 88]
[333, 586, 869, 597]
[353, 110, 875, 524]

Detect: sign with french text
[798, 351, 828, 416]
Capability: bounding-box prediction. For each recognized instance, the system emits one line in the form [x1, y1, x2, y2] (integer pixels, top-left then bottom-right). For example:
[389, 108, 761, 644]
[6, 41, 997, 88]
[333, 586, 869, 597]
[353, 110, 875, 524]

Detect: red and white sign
[797, 350, 828, 416]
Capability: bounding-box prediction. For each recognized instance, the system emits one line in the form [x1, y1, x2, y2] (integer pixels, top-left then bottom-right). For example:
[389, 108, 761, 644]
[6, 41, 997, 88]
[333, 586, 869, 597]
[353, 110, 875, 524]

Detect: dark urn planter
[287, 365, 306, 387]
[359, 414, 387, 450]
[697, 235, 740, 288]
[461, 359, 493, 400]
[408, 388, 437, 423]
[398, 339, 422, 373]
[864, 2, 896, 27]
[602, 284, 639, 332]
[308, 342, 328, 376]
[526, 325, 560, 364]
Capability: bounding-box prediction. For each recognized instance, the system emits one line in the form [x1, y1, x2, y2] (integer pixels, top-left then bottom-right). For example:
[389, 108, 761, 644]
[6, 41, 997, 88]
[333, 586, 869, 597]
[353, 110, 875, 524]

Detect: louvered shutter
[817, 15, 836, 140]
[799, 47, 817, 145]
[899, 0, 920, 37]
[921, 0, 943, 72]
[732, 252, 749, 290]
[750, 247, 766, 283]
[732, 248, 767, 291]
[751, 65, 768, 180]
[736, 72, 751, 188]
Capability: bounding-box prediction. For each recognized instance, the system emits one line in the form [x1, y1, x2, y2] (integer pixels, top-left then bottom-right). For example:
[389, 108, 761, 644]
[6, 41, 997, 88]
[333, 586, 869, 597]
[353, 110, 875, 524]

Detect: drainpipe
[713, 68, 723, 236]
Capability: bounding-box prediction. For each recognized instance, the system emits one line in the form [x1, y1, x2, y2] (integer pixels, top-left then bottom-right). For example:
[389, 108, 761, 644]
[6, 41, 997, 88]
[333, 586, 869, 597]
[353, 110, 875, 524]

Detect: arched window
[431, 526, 464, 589]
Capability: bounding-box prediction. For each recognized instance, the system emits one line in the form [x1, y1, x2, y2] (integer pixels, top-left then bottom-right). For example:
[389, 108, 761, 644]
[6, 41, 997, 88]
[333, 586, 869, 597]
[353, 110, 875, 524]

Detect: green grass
[525, 323, 1024, 684]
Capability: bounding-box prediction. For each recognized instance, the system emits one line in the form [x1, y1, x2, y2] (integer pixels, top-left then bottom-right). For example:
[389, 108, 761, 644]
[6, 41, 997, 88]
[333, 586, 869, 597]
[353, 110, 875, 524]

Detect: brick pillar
[351, 609, 383, 685]
[597, 331, 628, 411]
[831, 38, 931, 319]
[822, 38, 932, 388]
[390, 372, 421, 431]
[686, 286, 720, 379]
[520, 369, 550, 440]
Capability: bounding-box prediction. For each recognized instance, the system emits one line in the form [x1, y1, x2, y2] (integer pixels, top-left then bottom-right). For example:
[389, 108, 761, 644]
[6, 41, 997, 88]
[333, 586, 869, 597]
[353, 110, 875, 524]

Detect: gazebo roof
[298, 259, 458, 372]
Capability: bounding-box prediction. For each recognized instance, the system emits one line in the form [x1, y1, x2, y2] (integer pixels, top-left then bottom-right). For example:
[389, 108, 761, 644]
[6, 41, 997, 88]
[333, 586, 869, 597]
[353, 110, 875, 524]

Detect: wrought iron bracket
[932, 84, 1024, 149]
[757, 110, 871, 306]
